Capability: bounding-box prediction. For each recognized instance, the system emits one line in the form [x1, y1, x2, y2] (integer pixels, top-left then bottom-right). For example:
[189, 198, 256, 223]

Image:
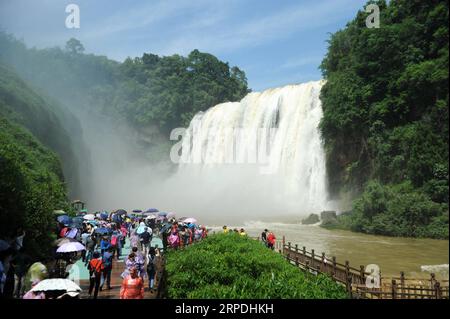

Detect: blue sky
[0, 0, 368, 91]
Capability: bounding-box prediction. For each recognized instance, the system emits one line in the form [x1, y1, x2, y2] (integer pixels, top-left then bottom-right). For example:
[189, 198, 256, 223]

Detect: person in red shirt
[88, 252, 104, 299]
[267, 231, 276, 250]
[120, 267, 145, 299]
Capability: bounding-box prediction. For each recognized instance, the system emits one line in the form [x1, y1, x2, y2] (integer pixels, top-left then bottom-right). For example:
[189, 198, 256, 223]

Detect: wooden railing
[253, 236, 449, 299]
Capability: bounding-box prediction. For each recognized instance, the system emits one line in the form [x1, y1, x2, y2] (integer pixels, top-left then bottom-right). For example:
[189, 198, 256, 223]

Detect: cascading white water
[170, 80, 331, 222]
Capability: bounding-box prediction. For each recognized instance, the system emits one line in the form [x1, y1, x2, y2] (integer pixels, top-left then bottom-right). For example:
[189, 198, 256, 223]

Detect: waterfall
[170, 80, 330, 222]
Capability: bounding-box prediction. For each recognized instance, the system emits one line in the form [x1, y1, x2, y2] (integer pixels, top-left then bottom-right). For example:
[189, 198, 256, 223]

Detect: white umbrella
[183, 218, 198, 224]
[145, 215, 157, 220]
[56, 242, 86, 253]
[83, 214, 95, 220]
[30, 279, 81, 292]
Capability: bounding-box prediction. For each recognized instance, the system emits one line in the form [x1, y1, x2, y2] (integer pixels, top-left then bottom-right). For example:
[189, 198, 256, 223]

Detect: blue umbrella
[133, 209, 143, 213]
[158, 212, 168, 217]
[95, 227, 111, 235]
[57, 215, 72, 226]
[100, 212, 109, 220]
[146, 208, 159, 213]
[160, 223, 172, 234]
[115, 209, 127, 215]
[112, 214, 122, 223]
[70, 217, 84, 228]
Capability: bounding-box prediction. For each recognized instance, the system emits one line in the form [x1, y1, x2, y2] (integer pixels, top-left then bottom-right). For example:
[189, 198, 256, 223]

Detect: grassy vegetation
[165, 233, 348, 299]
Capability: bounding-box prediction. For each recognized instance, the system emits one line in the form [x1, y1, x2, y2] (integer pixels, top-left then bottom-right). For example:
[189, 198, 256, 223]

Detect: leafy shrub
[345, 180, 448, 239]
[165, 233, 347, 299]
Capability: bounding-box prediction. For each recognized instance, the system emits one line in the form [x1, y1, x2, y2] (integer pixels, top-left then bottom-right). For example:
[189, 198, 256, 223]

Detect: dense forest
[0, 34, 249, 135]
[0, 64, 72, 258]
[320, 0, 449, 238]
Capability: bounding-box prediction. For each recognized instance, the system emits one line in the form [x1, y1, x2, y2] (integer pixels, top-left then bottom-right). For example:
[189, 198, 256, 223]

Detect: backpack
[147, 255, 156, 273]
[102, 254, 113, 268]
[111, 235, 118, 247]
[168, 233, 179, 247]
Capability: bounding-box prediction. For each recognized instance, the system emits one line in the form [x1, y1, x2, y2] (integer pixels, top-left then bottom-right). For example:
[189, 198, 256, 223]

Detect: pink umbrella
[56, 242, 85, 253]
[166, 212, 176, 219]
[183, 218, 197, 224]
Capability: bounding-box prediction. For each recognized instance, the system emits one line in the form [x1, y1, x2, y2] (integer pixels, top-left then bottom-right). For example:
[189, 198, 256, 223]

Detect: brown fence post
[435, 282, 442, 299]
[288, 242, 291, 251]
[295, 257, 299, 267]
[282, 235, 285, 247]
[305, 259, 310, 272]
[311, 249, 315, 268]
[345, 261, 350, 281]
[400, 271, 405, 296]
[360, 265, 365, 284]
[392, 279, 397, 299]
[346, 274, 353, 296]
[332, 256, 337, 277]
[295, 244, 299, 254]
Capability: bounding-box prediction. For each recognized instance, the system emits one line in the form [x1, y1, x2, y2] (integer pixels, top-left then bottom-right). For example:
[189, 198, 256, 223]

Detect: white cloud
[156, 0, 362, 55]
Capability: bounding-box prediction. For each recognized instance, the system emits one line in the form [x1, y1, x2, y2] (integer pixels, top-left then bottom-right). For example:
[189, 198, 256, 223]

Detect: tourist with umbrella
[84, 235, 97, 267]
[29, 278, 81, 299]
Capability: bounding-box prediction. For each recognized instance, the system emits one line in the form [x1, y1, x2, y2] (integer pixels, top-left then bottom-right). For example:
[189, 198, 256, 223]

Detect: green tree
[65, 38, 85, 54]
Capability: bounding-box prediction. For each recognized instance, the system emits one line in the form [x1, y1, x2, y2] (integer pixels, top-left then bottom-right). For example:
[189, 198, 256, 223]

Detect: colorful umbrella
[65, 228, 78, 239]
[83, 214, 95, 220]
[70, 217, 84, 228]
[30, 279, 81, 292]
[57, 215, 72, 225]
[56, 242, 85, 253]
[95, 227, 111, 235]
[100, 212, 109, 220]
[183, 218, 198, 224]
[115, 209, 127, 215]
[166, 212, 176, 219]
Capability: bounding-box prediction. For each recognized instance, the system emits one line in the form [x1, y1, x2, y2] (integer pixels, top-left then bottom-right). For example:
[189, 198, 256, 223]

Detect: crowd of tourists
[1, 209, 278, 300]
[0, 209, 213, 299]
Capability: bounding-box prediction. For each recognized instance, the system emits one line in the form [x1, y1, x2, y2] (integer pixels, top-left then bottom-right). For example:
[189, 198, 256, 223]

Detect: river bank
[210, 221, 449, 279]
